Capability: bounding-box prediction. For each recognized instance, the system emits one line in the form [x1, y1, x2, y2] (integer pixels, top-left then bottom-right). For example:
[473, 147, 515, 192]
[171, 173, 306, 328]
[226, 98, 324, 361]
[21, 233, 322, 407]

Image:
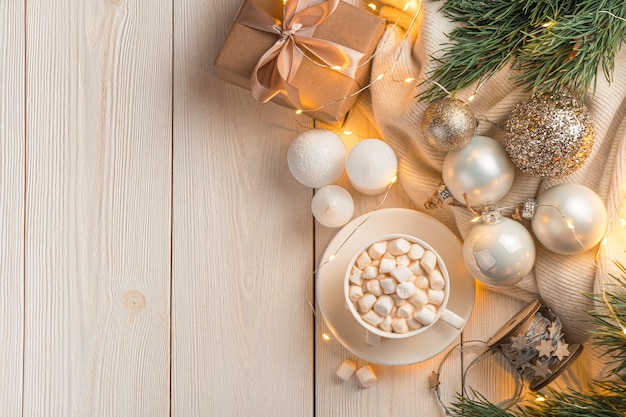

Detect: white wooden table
[1, 1, 532, 415]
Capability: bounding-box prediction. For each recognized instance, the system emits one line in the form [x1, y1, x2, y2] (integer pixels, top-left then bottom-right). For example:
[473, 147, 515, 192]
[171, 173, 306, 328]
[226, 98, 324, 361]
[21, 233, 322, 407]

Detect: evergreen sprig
[443, 261, 626, 417]
[418, 0, 626, 102]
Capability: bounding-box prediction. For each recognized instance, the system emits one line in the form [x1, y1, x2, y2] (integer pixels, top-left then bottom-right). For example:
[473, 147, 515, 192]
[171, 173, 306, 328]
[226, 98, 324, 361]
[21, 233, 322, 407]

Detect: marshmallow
[429, 269, 446, 290]
[365, 330, 381, 346]
[428, 289, 445, 305]
[362, 309, 384, 326]
[396, 254, 410, 266]
[420, 250, 438, 274]
[362, 265, 379, 279]
[414, 306, 437, 325]
[388, 238, 411, 255]
[367, 241, 387, 260]
[357, 293, 377, 312]
[392, 293, 407, 306]
[396, 302, 415, 319]
[336, 360, 357, 381]
[366, 279, 383, 296]
[373, 294, 394, 316]
[408, 260, 425, 276]
[408, 243, 425, 260]
[391, 318, 409, 333]
[356, 251, 372, 269]
[390, 265, 413, 283]
[349, 267, 364, 286]
[380, 278, 397, 294]
[349, 285, 364, 302]
[396, 282, 417, 299]
[408, 288, 428, 308]
[379, 315, 393, 332]
[356, 366, 377, 388]
[378, 257, 396, 273]
[407, 317, 423, 330]
[414, 275, 430, 290]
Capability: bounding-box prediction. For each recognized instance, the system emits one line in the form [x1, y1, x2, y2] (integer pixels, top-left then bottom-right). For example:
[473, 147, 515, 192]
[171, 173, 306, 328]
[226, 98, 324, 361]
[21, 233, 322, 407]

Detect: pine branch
[418, 0, 626, 102]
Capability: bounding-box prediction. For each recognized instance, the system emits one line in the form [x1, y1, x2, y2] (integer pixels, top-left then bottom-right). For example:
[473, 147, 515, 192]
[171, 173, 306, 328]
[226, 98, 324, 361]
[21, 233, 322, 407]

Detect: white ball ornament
[463, 211, 536, 287]
[531, 183, 608, 255]
[287, 129, 347, 188]
[311, 185, 354, 228]
[442, 135, 515, 207]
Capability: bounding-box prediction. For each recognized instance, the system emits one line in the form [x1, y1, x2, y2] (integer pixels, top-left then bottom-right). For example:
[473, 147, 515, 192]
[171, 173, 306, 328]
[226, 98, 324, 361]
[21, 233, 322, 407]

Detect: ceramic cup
[344, 233, 466, 339]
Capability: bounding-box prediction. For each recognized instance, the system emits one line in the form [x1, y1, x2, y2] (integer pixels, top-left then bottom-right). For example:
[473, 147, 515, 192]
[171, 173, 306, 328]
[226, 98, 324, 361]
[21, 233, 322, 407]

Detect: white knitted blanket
[366, 0, 626, 382]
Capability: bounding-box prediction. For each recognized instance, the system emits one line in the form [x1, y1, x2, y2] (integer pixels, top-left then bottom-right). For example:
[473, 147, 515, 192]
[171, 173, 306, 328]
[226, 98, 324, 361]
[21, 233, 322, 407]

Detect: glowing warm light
[343, 130, 353, 135]
[403, 1, 411, 10]
[328, 254, 336, 262]
[467, 95, 475, 102]
[542, 21, 555, 28]
[470, 216, 481, 223]
[368, 2, 377, 10]
[376, 73, 385, 80]
[390, 175, 398, 184]
[332, 65, 342, 71]
[535, 395, 546, 402]
[623, 328, 626, 335]
[404, 77, 415, 83]
[322, 333, 331, 341]
[601, 236, 609, 246]
[620, 217, 626, 227]
[567, 220, 575, 230]
[295, 109, 303, 115]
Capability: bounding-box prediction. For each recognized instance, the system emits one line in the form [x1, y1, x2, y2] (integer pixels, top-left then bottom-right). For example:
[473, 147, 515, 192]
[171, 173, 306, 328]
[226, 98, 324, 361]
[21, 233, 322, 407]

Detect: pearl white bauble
[463, 217, 536, 286]
[311, 185, 354, 228]
[287, 129, 347, 188]
[531, 183, 608, 255]
[442, 136, 515, 207]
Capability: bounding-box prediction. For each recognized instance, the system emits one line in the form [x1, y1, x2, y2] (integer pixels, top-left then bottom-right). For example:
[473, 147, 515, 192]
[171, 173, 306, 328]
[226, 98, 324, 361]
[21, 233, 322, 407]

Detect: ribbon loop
[235, 0, 367, 108]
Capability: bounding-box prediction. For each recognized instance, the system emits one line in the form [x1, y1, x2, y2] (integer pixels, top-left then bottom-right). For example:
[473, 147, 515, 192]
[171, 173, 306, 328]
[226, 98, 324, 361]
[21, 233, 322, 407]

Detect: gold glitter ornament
[421, 98, 477, 152]
[504, 93, 595, 178]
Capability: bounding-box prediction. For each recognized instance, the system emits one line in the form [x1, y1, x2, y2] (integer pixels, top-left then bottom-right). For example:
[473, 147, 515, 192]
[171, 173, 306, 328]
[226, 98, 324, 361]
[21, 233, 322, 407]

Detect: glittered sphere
[531, 183, 608, 255]
[463, 215, 536, 287]
[504, 93, 595, 178]
[422, 98, 477, 152]
[442, 135, 515, 207]
[287, 129, 347, 188]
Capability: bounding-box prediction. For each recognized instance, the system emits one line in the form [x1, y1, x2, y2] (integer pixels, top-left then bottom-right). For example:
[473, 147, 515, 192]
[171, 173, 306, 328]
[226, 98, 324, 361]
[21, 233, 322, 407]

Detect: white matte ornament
[346, 139, 397, 195]
[311, 185, 354, 228]
[287, 129, 347, 188]
[442, 135, 515, 207]
[463, 216, 536, 286]
[531, 183, 608, 255]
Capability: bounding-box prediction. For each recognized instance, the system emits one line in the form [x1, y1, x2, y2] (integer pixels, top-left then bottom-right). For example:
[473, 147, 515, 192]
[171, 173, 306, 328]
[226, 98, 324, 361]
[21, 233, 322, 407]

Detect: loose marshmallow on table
[336, 360, 357, 381]
[356, 366, 378, 388]
[365, 330, 382, 346]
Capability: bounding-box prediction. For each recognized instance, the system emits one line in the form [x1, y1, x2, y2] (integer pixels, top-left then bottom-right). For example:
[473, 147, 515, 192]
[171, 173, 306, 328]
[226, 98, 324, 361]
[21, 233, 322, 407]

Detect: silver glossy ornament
[531, 183, 607, 255]
[504, 93, 595, 178]
[442, 135, 515, 207]
[463, 210, 536, 287]
[422, 98, 477, 151]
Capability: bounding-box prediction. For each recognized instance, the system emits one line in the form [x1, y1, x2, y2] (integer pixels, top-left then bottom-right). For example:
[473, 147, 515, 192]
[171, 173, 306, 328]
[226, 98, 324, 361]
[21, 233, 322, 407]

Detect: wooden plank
[314, 102, 459, 416]
[0, 1, 24, 416]
[171, 1, 314, 415]
[24, 1, 171, 415]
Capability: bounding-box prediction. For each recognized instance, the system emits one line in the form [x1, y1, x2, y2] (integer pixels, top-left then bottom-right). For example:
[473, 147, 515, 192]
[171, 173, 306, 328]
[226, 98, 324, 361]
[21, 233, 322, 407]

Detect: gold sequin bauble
[504, 93, 595, 178]
[422, 98, 477, 152]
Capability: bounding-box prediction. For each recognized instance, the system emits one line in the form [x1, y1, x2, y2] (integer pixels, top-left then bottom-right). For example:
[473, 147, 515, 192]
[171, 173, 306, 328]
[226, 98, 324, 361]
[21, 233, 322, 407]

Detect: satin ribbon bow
[235, 0, 366, 108]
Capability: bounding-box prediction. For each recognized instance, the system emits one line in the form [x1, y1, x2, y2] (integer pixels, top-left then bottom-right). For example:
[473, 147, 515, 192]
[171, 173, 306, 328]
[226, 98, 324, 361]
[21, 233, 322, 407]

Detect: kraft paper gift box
[214, 0, 386, 126]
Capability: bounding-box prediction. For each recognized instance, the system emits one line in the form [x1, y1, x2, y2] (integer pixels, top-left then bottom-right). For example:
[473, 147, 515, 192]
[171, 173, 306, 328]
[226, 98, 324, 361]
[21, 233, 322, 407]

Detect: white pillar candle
[346, 139, 397, 196]
[311, 185, 354, 228]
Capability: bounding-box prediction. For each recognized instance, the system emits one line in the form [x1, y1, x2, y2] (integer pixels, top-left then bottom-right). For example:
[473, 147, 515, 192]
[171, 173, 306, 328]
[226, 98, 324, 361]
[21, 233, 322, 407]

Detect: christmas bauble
[422, 98, 476, 152]
[442, 135, 515, 207]
[504, 93, 595, 178]
[311, 185, 354, 228]
[287, 129, 347, 188]
[531, 183, 607, 255]
[463, 213, 536, 286]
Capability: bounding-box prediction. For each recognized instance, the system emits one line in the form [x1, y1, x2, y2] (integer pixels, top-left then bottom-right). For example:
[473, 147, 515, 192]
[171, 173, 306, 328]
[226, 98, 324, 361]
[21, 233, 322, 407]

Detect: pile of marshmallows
[287, 129, 398, 228]
[347, 236, 446, 334]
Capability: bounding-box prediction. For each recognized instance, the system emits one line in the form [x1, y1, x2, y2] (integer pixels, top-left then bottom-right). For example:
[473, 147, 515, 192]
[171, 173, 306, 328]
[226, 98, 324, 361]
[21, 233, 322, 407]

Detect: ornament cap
[479, 207, 503, 224]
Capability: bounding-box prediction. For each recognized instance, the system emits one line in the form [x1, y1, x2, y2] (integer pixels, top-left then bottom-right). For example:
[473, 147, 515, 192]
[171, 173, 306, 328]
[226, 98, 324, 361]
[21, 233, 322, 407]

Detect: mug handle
[440, 308, 466, 330]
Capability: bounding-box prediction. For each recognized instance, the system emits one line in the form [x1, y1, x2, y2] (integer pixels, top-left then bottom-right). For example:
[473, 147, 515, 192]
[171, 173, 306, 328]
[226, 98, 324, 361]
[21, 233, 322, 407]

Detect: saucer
[316, 208, 475, 366]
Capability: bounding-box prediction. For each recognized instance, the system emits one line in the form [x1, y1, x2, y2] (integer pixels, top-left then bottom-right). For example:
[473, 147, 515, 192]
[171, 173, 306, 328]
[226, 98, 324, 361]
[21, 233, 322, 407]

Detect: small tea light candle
[311, 185, 354, 228]
[346, 139, 397, 196]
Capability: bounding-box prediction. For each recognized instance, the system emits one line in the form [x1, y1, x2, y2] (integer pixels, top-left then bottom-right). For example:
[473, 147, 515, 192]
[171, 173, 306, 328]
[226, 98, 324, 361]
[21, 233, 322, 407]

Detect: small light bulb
[467, 94, 475, 102]
[601, 236, 608, 246]
[390, 175, 398, 184]
[343, 130, 352, 135]
[332, 65, 342, 71]
[295, 109, 303, 115]
[376, 73, 385, 81]
[328, 254, 336, 262]
[322, 333, 331, 341]
[470, 216, 481, 223]
[622, 328, 626, 335]
[404, 77, 415, 83]
[542, 21, 554, 28]
[367, 2, 377, 10]
[620, 218, 626, 227]
[535, 395, 546, 402]
[567, 220, 575, 230]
